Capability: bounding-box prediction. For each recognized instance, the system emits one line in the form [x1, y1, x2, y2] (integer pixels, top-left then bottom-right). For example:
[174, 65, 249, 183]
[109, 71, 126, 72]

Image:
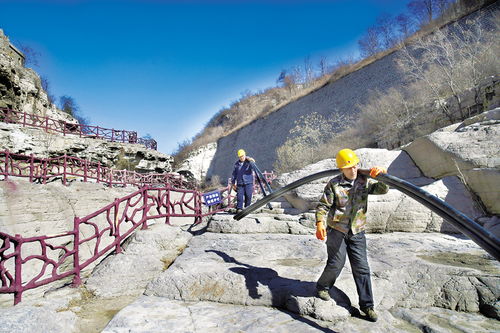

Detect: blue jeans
[236, 183, 253, 209]
[317, 228, 374, 309]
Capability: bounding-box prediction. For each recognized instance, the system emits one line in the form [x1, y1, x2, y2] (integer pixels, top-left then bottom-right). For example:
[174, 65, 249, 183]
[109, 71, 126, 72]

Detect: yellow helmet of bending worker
[237, 149, 246, 157]
[336, 149, 359, 169]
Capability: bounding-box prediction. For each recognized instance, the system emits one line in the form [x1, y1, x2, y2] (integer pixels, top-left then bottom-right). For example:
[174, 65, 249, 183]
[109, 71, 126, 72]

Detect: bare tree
[397, 12, 498, 121]
[358, 27, 383, 58]
[408, 0, 453, 27]
[396, 13, 415, 40]
[17, 43, 40, 68]
[303, 56, 314, 85]
[376, 13, 398, 49]
[318, 56, 329, 77]
[40, 76, 56, 105]
[59, 95, 79, 116]
[408, 0, 435, 26]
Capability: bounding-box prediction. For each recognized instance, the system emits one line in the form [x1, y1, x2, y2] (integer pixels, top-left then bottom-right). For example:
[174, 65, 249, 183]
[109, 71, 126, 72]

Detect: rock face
[176, 142, 217, 182]
[0, 29, 75, 123]
[205, 3, 499, 182]
[0, 122, 173, 173]
[403, 108, 500, 214]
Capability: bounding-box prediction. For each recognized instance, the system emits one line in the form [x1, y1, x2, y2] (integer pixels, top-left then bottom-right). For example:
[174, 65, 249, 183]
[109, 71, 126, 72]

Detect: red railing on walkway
[0, 150, 192, 188]
[0, 108, 157, 150]
[0, 183, 234, 305]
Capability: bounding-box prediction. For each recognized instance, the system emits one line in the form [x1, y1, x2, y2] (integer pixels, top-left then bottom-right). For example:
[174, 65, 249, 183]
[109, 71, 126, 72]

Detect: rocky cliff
[0, 29, 73, 123]
[0, 29, 173, 173]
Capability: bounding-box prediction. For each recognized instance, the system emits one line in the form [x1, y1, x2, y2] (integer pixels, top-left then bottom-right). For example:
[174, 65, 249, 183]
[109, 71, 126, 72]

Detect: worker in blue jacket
[231, 149, 255, 213]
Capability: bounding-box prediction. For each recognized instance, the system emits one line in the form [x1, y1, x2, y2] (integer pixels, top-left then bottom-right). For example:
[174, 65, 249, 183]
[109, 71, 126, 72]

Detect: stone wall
[206, 3, 499, 181]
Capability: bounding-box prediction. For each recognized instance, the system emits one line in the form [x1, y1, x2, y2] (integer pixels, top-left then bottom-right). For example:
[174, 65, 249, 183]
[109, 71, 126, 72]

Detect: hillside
[175, 0, 499, 184]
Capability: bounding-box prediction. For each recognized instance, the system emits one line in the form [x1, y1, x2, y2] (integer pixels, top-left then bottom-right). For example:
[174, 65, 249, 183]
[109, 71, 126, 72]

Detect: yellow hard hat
[237, 149, 246, 157]
[336, 149, 359, 169]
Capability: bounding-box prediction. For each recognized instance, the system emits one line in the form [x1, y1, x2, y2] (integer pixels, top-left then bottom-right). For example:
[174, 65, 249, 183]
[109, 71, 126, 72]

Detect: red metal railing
[0, 183, 235, 305]
[0, 150, 192, 188]
[0, 108, 157, 150]
[0, 153, 278, 305]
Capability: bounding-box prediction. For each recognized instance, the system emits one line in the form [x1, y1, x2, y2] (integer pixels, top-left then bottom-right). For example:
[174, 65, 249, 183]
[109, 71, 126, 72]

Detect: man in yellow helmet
[231, 149, 256, 213]
[315, 148, 388, 323]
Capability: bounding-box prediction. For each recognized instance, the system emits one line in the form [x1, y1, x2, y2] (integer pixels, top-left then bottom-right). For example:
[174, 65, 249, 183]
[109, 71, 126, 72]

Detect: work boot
[316, 289, 331, 301]
[361, 307, 378, 322]
[236, 209, 243, 214]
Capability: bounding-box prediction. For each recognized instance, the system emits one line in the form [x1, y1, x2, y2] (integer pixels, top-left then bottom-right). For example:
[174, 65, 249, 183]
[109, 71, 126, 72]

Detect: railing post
[109, 169, 113, 187]
[141, 186, 149, 230]
[113, 199, 122, 254]
[165, 184, 171, 225]
[63, 122, 66, 136]
[97, 162, 101, 183]
[29, 154, 34, 183]
[72, 217, 82, 287]
[42, 158, 47, 184]
[22, 112, 26, 127]
[196, 191, 203, 225]
[45, 116, 49, 133]
[63, 154, 67, 185]
[111, 128, 114, 142]
[84, 160, 88, 182]
[4, 150, 9, 180]
[13, 234, 23, 305]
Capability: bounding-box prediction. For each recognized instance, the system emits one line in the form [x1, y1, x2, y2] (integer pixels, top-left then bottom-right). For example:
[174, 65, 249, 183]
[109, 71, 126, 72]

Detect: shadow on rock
[206, 249, 341, 332]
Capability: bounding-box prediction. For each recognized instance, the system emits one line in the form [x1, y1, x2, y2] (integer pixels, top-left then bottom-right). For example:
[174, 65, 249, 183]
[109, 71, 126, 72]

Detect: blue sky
[0, 0, 410, 154]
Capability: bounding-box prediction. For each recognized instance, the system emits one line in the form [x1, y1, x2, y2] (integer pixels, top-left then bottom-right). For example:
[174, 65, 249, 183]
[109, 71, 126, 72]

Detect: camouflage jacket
[315, 173, 389, 234]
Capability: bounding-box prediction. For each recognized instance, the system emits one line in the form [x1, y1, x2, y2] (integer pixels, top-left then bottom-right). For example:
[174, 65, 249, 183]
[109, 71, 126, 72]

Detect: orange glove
[370, 166, 387, 178]
[232, 184, 237, 191]
[316, 223, 326, 240]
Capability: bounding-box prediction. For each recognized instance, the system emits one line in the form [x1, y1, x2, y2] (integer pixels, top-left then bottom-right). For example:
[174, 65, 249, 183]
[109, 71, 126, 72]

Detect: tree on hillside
[358, 27, 383, 58]
[58, 95, 90, 127]
[396, 13, 416, 40]
[318, 57, 329, 77]
[408, 0, 453, 27]
[398, 12, 499, 121]
[16, 43, 40, 68]
[40, 76, 56, 105]
[375, 13, 399, 49]
[59, 95, 79, 116]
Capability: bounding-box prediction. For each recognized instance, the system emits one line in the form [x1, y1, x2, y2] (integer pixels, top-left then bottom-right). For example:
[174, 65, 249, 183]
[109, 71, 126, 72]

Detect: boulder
[85, 223, 193, 298]
[403, 108, 500, 214]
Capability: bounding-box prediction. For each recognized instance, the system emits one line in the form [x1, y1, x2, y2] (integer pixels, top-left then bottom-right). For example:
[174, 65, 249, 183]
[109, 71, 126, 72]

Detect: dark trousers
[317, 228, 374, 309]
[236, 183, 253, 209]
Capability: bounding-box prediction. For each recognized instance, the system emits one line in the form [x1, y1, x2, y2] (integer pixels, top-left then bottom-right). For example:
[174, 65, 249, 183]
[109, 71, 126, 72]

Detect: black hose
[376, 173, 500, 261]
[234, 169, 341, 220]
[234, 169, 500, 261]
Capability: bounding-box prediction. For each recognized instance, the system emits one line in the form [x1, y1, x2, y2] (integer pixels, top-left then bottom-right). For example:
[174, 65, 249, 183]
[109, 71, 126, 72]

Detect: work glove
[246, 157, 256, 163]
[232, 184, 237, 191]
[370, 166, 387, 178]
[316, 222, 326, 240]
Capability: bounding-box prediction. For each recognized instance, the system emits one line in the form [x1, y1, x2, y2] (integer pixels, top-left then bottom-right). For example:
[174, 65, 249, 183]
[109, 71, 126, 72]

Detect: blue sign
[202, 190, 222, 206]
